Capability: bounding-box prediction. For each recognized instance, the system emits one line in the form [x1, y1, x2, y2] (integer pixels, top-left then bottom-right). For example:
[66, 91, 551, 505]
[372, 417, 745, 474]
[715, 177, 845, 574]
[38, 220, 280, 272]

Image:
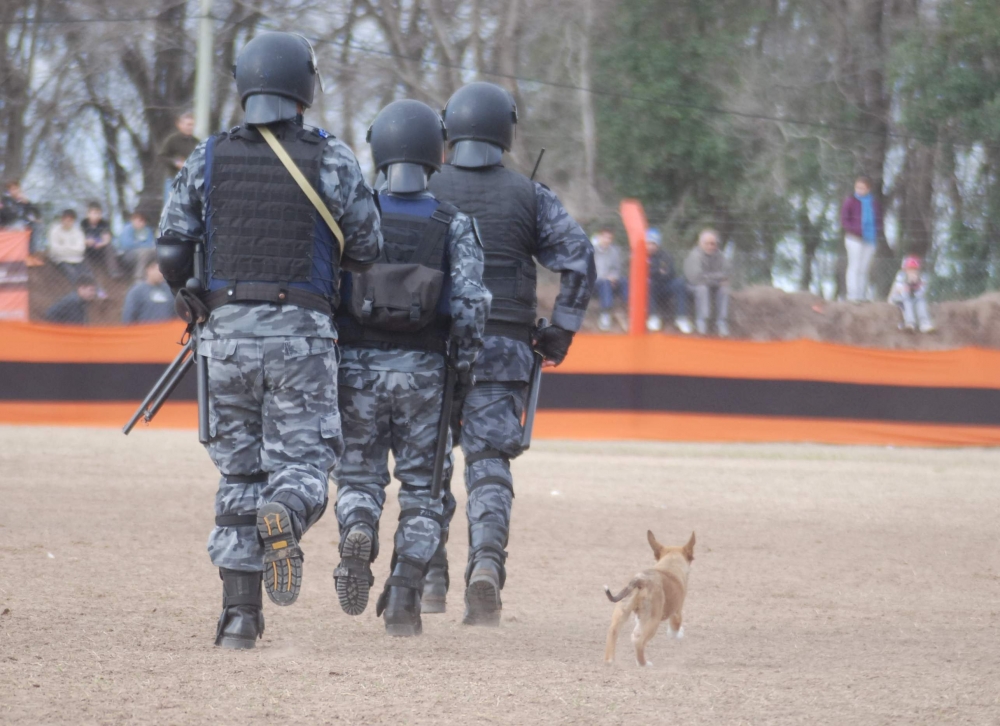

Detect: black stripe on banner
[538, 373, 1000, 426]
[0, 362, 197, 402]
[1, 363, 998, 427]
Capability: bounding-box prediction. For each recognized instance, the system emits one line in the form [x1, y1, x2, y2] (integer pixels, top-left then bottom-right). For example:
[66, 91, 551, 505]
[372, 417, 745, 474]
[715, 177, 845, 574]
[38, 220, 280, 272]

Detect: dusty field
[1, 428, 998, 725]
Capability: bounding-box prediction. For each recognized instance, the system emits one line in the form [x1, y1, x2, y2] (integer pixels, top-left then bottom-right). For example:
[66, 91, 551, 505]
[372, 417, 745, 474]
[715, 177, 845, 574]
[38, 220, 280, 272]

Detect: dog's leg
[670, 611, 684, 639]
[604, 603, 628, 663]
[631, 616, 660, 667]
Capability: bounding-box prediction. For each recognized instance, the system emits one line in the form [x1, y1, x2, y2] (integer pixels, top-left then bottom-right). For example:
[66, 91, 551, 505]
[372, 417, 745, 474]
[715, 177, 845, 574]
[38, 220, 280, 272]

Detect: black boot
[257, 502, 304, 607]
[462, 521, 508, 627]
[215, 568, 265, 650]
[421, 531, 449, 614]
[334, 510, 378, 616]
[376, 558, 425, 637]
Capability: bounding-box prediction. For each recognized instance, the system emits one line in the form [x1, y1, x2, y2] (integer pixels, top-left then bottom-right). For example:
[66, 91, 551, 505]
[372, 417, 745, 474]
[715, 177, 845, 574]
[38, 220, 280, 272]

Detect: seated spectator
[645, 228, 692, 334]
[81, 201, 121, 278]
[44, 275, 98, 324]
[115, 210, 155, 278]
[593, 228, 628, 331]
[47, 209, 92, 283]
[122, 253, 176, 323]
[889, 256, 935, 333]
[684, 228, 731, 337]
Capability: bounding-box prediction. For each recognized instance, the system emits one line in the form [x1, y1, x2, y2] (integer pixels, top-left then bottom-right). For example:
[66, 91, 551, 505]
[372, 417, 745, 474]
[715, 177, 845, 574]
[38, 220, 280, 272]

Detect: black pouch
[174, 287, 210, 324]
[348, 263, 444, 333]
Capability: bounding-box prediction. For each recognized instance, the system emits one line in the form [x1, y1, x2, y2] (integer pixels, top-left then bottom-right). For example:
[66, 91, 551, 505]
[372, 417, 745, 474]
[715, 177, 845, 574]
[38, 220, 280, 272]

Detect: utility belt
[484, 320, 533, 346]
[337, 320, 449, 356]
[204, 282, 333, 317]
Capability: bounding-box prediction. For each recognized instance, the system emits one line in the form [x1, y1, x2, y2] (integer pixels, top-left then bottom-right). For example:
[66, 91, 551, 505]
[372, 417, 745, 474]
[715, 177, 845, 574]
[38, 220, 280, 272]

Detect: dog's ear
[647, 530, 663, 560]
[682, 531, 696, 562]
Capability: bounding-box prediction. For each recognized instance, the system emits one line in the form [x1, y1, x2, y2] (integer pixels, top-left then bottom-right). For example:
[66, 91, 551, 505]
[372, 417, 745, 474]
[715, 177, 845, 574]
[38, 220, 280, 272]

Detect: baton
[520, 317, 549, 451]
[530, 148, 546, 181]
[430, 355, 470, 500]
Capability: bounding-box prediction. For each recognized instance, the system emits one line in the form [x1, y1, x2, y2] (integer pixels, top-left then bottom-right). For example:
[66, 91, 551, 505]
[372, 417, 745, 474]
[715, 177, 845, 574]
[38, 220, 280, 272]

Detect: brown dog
[603, 530, 695, 666]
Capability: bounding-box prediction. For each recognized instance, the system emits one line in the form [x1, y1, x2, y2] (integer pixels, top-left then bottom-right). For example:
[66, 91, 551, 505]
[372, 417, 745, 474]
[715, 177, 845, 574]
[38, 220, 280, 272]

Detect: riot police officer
[157, 32, 382, 649]
[425, 81, 596, 625]
[332, 99, 490, 636]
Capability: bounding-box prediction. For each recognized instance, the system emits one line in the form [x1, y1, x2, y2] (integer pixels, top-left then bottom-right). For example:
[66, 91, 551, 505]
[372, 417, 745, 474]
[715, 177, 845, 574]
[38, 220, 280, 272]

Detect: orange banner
[0, 229, 29, 322]
[1, 321, 999, 446]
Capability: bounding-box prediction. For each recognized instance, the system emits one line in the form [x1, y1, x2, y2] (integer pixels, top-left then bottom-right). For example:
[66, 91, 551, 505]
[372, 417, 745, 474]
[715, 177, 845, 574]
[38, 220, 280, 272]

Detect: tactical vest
[203, 123, 340, 315]
[336, 194, 455, 354]
[428, 164, 537, 341]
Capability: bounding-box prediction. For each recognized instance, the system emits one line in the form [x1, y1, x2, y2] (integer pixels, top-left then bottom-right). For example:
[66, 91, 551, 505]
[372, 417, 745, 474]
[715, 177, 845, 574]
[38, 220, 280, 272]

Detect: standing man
[157, 32, 381, 650]
[159, 111, 200, 202]
[426, 81, 596, 625]
[332, 99, 490, 637]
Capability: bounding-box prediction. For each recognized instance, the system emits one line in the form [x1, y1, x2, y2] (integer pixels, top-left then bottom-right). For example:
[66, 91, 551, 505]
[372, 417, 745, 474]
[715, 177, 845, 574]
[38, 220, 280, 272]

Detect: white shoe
[920, 322, 936, 333]
[717, 320, 730, 337]
[675, 317, 693, 335]
[646, 314, 663, 332]
[598, 312, 612, 331]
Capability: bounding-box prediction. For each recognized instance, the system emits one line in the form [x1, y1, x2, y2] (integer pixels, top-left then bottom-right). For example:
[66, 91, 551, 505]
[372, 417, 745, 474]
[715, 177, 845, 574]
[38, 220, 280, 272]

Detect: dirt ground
[1, 428, 998, 725]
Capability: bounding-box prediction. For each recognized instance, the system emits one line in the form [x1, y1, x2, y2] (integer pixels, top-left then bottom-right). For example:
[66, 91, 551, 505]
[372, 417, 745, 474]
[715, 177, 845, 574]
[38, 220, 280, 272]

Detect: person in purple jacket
[840, 176, 883, 302]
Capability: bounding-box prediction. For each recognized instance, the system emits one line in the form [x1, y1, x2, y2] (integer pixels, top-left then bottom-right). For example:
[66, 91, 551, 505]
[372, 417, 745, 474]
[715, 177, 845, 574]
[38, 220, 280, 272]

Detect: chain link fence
[7, 214, 1000, 348]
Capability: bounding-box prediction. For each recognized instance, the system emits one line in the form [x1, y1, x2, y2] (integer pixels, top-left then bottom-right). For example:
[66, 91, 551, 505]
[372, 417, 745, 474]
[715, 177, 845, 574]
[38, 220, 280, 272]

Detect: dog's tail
[604, 577, 641, 603]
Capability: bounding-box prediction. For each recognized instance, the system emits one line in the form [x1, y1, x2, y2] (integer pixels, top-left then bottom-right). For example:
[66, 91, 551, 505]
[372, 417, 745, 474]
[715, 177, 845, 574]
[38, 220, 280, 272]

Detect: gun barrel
[123, 340, 195, 435]
[142, 351, 196, 426]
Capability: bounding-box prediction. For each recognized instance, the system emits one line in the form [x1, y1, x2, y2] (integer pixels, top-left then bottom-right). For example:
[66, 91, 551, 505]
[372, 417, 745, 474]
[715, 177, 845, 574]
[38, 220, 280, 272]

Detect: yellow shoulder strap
[258, 125, 344, 261]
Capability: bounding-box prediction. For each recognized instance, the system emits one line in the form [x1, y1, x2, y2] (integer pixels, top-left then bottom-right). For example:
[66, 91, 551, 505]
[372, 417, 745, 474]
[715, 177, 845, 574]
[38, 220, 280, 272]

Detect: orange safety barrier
[0, 230, 30, 322]
[1, 321, 999, 447]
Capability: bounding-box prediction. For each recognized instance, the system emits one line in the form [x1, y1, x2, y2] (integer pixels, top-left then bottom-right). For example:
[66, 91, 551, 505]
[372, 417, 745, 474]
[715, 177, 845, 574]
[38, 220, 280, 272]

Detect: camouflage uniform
[335, 213, 489, 568]
[159, 131, 382, 573]
[447, 184, 595, 586]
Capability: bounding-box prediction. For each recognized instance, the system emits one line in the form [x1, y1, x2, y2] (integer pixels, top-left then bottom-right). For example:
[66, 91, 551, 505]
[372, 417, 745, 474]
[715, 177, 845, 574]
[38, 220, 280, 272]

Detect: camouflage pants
[447, 380, 528, 578]
[334, 364, 451, 566]
[200, 336, 343, 572]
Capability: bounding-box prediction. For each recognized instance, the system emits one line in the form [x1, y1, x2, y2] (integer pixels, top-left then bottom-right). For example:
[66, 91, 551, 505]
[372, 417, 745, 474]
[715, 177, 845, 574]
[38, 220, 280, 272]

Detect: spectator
[44, 274, 97, 324]
[115, 210, 155, 278]
[122, 253, 176, 323]
[81, 201, 121, 278]
[593, 228, 628, 331]
[889, 255, 935, 333]
[683, 228, 731, 337]
[840, 175, 883, 302]
[158, 111, 200, 201]
[46, 209, 91, 283]
[645, 228, 692, 334]
[0, 179, 43, 261]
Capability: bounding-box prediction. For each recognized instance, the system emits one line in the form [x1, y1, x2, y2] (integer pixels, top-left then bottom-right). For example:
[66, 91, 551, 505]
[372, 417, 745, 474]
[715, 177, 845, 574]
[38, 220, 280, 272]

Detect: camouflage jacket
[158, 122, 383, 340]
[341, 209, 491, 373]
[476, 182, 596, 382]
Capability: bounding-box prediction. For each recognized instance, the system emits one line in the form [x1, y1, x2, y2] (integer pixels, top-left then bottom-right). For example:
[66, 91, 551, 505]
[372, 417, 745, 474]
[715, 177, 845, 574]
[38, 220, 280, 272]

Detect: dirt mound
[559, 274, 1000, 349]
[729, 286, 1000, 349]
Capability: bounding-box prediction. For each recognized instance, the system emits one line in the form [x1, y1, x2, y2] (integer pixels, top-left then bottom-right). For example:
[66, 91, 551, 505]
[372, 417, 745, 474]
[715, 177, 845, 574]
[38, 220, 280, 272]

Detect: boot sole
[462, 580, 501, 627]
[257, 503, 302, 607]
[335, 530, 372, 616]
[420, 595, 446, 614]
[216, 635, 257, 650]
[385, 621, 422, 637]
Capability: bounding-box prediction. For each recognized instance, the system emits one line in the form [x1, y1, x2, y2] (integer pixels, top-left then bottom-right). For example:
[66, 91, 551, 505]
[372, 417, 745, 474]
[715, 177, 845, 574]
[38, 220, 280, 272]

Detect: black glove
[534, 325, 574, 365]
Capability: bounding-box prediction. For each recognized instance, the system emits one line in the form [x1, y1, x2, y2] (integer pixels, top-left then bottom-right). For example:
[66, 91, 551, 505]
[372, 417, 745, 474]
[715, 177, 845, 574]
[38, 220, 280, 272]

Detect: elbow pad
[156, 237, 195, 290]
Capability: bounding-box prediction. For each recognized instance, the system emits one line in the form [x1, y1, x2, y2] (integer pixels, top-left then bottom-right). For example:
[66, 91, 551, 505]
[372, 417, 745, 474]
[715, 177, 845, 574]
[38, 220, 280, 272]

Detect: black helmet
[442, 82, 518, 151]
[367, 100, 447, 172]
[234, 32, 320, 125]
